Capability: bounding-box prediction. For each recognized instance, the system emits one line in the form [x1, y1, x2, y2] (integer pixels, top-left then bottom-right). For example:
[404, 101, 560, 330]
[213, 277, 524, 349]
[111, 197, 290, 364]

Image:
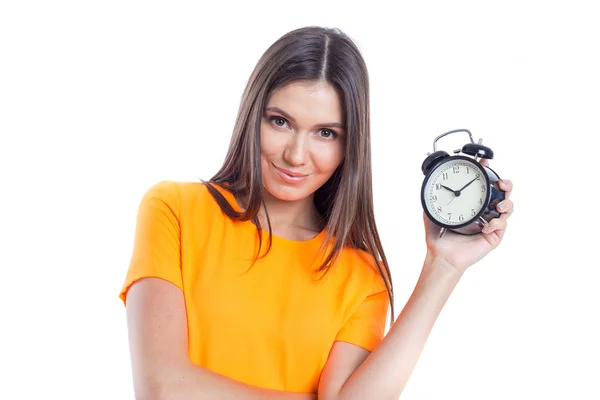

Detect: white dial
[424, 158, 488, 226]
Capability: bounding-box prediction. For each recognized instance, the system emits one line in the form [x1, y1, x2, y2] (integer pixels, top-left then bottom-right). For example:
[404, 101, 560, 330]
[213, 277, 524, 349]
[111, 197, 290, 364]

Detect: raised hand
[422, 158, 514, 274]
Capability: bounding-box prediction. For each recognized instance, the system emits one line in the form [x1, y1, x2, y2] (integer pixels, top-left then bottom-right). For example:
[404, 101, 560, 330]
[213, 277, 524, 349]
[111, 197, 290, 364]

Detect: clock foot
[439, 228, 447, 238]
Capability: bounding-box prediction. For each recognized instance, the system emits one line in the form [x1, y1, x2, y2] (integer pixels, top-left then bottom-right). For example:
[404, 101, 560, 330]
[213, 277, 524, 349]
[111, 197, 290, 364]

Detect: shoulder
[139, 180, 234, 213]
[133, 181, 183, 222]
[140, 180, 182, 201]
[336, 247, 388, 294]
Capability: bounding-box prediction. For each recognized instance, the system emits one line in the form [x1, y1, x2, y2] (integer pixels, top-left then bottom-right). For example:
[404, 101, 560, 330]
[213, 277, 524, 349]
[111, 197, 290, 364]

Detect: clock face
[422, 157, 489, 227]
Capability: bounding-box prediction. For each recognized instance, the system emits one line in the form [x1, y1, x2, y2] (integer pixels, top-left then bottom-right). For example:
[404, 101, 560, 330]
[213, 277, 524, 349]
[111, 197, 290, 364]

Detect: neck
[236, 189, 322, 235]
[260, 190, 321, 232]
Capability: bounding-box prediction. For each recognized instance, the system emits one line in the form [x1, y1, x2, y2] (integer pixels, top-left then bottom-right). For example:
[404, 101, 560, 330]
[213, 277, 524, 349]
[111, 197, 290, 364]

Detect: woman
[119, 26, 514, 399]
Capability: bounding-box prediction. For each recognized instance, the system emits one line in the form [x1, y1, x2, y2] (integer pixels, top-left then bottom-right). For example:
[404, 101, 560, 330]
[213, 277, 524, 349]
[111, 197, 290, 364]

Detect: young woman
[119, 26, 514, 399]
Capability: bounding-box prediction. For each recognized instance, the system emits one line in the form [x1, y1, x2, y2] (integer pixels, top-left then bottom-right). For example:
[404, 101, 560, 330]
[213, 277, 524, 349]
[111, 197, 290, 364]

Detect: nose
[283, 133, 309, 167]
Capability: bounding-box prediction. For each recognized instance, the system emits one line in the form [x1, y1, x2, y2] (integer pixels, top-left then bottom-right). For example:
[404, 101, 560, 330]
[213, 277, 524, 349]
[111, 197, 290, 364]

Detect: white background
[1, 1, 598, 399]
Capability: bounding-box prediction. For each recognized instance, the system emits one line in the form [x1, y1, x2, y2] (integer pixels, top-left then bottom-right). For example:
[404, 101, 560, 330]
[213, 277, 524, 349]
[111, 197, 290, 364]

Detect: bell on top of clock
[420, 129, 506, 239]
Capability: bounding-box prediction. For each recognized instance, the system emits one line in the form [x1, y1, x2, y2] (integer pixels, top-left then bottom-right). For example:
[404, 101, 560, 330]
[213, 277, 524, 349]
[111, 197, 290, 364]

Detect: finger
[498, 178, 512, 199]
[481, 216, 508, 239]
[482, 217, 507, 233]
[479, 158, 490, 167]
[496, 199, 514, 219]
[422, 211, 441, 239]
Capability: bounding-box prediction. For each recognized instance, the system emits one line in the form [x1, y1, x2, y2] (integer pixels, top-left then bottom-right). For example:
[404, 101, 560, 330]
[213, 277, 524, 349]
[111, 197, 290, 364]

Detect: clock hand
[440, 184, 455, 193]
[457, 177, 479, 193]
[441, 184, 462, 198]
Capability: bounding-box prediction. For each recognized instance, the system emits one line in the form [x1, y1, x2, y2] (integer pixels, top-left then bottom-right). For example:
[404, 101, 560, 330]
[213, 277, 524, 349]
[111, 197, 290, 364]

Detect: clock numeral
[471, 208, 476, 216]
[437, 206, 442, 213]
[459, 214, 464, 222]
[435, 183, 442, 190]
[453, 165, 459, 174]
[447, 212, 452, 220]
[481, 185, 486, 192]
[479, 198, 483, 205]
[467, 167, 470, 175]
[430, 195, 438, 202]
[476, 174, 481, 180]
[443, 172, 448, 180]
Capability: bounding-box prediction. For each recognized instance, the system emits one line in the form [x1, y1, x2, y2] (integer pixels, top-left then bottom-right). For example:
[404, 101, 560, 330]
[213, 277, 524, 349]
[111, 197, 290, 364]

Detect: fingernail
[498, 202, 506, 211]
[502, 179, 511, 186]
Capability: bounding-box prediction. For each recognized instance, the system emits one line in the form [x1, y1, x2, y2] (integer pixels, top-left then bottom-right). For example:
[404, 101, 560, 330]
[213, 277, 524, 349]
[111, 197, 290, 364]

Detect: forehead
[266, 81, 343, 124]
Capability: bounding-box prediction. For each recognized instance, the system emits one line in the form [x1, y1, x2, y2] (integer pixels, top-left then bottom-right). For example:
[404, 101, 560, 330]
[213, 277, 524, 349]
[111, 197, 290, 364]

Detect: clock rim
[421, 155, 492, 229]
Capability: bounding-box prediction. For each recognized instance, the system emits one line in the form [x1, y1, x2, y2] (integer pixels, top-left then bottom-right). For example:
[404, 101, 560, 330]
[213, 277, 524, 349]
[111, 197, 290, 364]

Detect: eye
[269, 116, 288, 128]
[319, 129, 338, 139]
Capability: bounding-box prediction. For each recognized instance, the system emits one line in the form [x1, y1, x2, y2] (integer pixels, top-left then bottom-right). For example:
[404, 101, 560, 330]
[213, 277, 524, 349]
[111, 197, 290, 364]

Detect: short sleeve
[334, 272, 390, 352]
[118, 181, 182, 306]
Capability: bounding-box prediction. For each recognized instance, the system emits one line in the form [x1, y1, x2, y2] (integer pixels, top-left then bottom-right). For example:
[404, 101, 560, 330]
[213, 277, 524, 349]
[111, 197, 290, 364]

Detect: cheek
[260, 126, 283, 159]
[312, 142, 345, 173]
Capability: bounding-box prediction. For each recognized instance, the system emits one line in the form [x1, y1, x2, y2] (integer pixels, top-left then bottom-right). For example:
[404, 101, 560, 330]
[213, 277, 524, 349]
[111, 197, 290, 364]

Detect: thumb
[422, 211, 441, 241]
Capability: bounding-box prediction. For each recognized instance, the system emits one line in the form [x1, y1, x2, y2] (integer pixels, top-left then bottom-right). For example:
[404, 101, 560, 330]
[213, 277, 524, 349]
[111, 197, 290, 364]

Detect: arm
[319, 177, 514, 400]
[318, 253, 462, 400]
[126, 277, 317, 400]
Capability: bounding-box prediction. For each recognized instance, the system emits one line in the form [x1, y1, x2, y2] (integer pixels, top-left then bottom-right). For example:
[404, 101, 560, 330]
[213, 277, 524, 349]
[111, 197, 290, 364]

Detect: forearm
[151, 362, 316, 400]
[334, 254, 463, 400]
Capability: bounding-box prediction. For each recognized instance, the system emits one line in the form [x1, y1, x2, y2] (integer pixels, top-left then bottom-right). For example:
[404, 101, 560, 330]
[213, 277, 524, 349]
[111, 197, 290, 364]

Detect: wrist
[423, 251, 465, 281]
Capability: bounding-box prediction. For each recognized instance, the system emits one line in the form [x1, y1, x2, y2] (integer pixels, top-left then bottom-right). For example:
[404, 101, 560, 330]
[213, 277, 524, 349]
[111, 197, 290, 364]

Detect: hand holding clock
[423, 158, 514, 275]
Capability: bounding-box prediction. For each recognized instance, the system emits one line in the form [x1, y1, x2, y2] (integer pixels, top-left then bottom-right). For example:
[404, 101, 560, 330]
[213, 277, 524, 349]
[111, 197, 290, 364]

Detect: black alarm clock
[421, 129, 506, 238]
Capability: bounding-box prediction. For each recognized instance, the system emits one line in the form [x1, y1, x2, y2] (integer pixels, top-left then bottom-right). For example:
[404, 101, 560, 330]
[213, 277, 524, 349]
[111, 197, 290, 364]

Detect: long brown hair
[204, 26, 394, 322]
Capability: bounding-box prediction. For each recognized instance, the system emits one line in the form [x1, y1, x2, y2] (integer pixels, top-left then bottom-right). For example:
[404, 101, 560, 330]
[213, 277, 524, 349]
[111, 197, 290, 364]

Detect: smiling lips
[273, 164, 309, 184]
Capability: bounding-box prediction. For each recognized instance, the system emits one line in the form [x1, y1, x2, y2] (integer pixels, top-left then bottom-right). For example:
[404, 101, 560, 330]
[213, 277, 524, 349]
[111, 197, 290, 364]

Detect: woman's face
[260, 81, 345, 203]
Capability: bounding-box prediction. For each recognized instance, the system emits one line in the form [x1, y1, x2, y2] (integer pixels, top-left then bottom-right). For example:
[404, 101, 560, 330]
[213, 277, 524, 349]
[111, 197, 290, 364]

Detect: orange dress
[119, 181, 389, 393]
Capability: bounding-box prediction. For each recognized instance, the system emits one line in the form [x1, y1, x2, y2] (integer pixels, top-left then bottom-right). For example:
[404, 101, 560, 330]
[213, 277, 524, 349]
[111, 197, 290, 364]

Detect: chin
[263, 182, 313, 203]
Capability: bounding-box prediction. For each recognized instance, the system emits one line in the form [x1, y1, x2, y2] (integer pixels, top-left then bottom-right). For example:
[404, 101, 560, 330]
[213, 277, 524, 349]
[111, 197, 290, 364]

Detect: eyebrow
[265, 107, 344, 130]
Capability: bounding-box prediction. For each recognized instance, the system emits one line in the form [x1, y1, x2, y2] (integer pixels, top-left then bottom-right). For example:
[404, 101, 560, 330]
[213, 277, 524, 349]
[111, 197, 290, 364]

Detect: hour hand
[440, 184, 455, 193]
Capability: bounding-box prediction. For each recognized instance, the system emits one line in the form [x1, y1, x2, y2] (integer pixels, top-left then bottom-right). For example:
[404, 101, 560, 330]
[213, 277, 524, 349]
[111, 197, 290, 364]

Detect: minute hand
[457, 177, 479, 193]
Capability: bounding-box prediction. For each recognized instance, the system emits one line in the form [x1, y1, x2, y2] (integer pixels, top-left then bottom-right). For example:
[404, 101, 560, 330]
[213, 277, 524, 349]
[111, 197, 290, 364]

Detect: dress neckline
[210, 182, 328, 248]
